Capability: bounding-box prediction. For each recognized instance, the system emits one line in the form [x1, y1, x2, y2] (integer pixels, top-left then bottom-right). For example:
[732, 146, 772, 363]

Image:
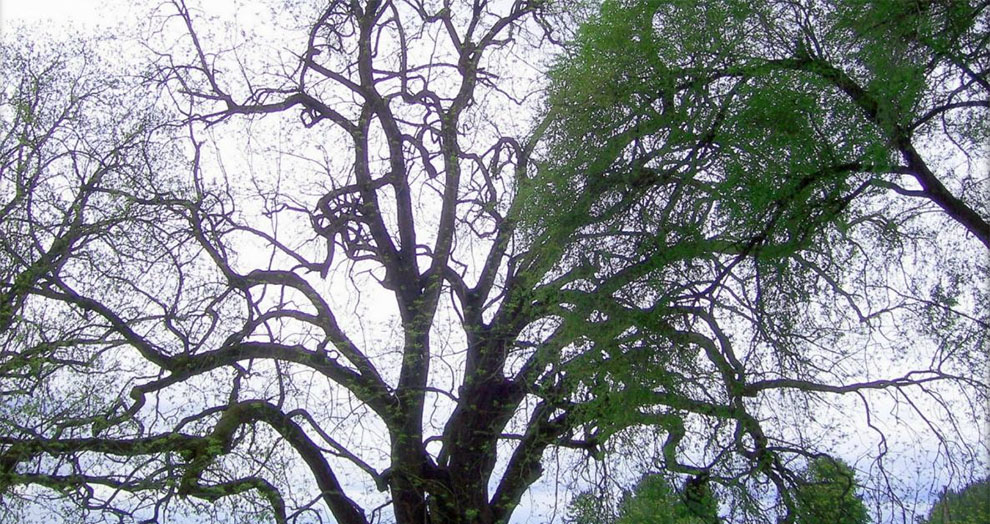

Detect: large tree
[1, 1, 987, 524]
[534, 0, 988, 518]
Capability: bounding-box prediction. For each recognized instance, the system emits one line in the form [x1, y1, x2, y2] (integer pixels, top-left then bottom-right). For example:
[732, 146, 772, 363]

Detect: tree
[566, 460, 870, 524]
[0, 32, 190, 523]
[528, 0, 988, 520]
[566, 474, 719, 524]
[566, 491, 615, 524]
[793, 458, 870, 524]
[921, 478, 990, 524]
[0, 1, 986, 524]
[617, 475, 718, 524]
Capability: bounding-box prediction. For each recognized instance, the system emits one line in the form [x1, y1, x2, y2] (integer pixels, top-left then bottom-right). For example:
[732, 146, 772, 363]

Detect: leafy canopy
[566, 474, 719, 524]
[793, 458, 870, 524]
[921, 478, 990, 524]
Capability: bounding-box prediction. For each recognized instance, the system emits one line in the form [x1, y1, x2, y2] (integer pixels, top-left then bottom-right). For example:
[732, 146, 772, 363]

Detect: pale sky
[2, 0, 104, 21]
[0, 0, 131, 31]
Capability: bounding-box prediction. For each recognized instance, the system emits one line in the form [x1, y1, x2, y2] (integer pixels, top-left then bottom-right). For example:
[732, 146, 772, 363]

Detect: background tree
[565, 474, 720, 524]
[920, 478, 990, 524]
[566, 490, 616, 524]
[792, 457, 870, 524]
[0, 1, 986, 523]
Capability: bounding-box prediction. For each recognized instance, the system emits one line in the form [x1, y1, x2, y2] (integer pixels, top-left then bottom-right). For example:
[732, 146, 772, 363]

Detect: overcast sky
[2, 0, 105, 23]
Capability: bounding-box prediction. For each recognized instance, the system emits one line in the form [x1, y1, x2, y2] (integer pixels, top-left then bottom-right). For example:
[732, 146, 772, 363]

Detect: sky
[1, 0, 112, 26]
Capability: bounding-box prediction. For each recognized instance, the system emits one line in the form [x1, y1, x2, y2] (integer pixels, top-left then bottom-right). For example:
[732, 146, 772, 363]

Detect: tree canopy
[564, 457, 868, 524]
[792, 458, 870, 524]
[565, 473, 719, 524]
[921, 477, 990, 524]
[0, 1, 987, 523]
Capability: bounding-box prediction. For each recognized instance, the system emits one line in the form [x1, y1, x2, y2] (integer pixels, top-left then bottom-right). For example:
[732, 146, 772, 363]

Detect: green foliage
[793, 458, 870, 524]
[532, 2, 988, 520]
[566, 491, 615, 524]
[921, 478, 990, 524]
[534, 0, 989, 248]
[618, 475, 720, 524]
[566, 475, 720, 524]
